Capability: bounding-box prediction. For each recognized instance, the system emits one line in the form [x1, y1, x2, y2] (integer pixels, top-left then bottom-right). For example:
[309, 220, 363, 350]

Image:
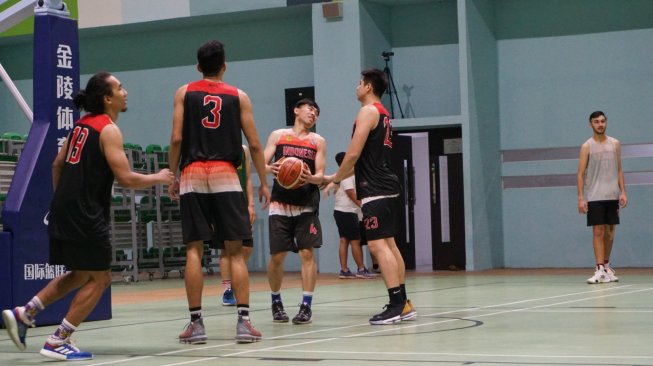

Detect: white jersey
[334, 175, 361, 217]
[584, 136, 621, 202]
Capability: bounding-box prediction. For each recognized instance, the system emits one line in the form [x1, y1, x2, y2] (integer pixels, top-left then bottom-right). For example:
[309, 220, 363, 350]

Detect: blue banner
[1, 10, 111, 326]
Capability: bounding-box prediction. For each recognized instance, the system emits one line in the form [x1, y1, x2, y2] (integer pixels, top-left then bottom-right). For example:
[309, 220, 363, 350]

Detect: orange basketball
[276, 157, 305, 189]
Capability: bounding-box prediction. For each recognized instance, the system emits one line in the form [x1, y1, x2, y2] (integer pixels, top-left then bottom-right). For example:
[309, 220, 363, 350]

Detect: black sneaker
[271, 301, 289, 323]
[369, 303, 403, 325]
[292, 303, 312, 324]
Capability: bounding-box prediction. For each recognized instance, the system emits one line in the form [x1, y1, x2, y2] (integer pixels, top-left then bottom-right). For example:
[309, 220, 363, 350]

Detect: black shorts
[269, 211, 322, 254]
[359, 220, 368, 246]
[587, 200, 620, 226]
[49, 237, 112, 271]
[333, 210, 361, 240]
[361, 196, 398, 241]
[179, 161, 252, 244]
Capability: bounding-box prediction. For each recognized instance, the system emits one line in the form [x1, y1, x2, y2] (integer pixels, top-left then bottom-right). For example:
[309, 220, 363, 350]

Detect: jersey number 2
[202, 95, 223, 129]
[65, 126, 89, 164]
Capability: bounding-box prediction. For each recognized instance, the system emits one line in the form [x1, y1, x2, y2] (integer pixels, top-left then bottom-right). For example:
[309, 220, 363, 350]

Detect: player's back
[180, 80, 243, 169]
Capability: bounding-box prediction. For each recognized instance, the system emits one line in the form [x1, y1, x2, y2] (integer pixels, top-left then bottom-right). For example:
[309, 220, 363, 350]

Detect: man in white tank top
[577, 111, 628, 284]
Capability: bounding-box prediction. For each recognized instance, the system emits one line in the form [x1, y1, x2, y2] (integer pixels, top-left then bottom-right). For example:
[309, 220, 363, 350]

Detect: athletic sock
[237, 305, 250, 319]
[301, 292, 313, 306]
[49, 318, 76, 344]
[271, 292, 282, 304]
[399, 284, 407, 301]
[388, 286, 403, 307]
[24, 296, 45, 322]
[222, 279, 232, 291]
[189, 307, 202, 322]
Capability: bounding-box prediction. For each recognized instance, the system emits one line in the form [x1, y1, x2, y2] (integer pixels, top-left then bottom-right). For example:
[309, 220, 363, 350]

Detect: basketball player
[331, 151, 374, 279]
[2, 72, 175, 360]
[168, 40, 271, 344]
[577, 111, 627, 284]
[264, 98, 326, 325]
[324, 69, 416, 324]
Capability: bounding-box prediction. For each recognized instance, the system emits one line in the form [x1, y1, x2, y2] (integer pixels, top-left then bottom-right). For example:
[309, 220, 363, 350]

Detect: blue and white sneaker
[338, 269, 356, 279]
[222, 288, 236, 306]
[39, 338, 94, 361]
[356, 268, 376, 279]
[2, 307, 34, 351]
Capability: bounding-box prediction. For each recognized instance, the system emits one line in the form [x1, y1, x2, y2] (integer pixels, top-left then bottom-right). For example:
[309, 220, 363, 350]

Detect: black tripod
[382, 51, 404, 119]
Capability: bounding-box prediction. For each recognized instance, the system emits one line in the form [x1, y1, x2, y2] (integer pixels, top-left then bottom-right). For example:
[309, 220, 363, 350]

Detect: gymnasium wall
[498, 24, 653, 265]
[3, 0, 653, 271]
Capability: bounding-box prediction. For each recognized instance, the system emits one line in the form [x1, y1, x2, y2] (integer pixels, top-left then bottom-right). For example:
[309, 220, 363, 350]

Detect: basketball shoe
[2, 307, 34, 351]
[40, 338, 93, 361]
[369, 303, 403, 325]
[292, 303, 312, 324]
[222, 288, 236, 306]
[400, 299, 417, 321]
[587, 268, 611, 284]
[235, 316, 262, 343]
[178, 318, 207, 344]
[605, 265, 619, 282]
[271, 301, 289, 323]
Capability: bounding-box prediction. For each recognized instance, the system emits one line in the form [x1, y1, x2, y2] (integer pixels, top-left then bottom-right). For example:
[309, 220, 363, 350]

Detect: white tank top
[584, 136, 620, 202]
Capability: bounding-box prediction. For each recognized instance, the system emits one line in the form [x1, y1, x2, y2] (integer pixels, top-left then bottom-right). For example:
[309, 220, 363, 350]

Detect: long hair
[72, 72, 113, 114]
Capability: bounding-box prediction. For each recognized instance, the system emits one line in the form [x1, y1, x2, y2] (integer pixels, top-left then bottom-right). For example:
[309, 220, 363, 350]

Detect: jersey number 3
[202, 95, 223, 129]
[65, 126, 89, 164]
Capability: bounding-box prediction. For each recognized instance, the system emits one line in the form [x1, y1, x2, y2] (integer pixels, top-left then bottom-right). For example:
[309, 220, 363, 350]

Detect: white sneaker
[605, 266, 619, 282]
[587, 268, 611, 284]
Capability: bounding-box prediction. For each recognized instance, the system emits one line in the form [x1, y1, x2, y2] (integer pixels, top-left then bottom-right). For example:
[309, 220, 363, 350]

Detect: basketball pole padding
[0, 3, 112, 327]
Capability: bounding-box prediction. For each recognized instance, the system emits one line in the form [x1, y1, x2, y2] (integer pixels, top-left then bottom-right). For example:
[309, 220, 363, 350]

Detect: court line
[222, 348, 653, 361]
[214, 286, 653, 363]
[86, 284, 647, 366]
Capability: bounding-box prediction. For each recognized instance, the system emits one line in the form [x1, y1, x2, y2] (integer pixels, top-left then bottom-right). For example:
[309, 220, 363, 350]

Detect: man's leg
[267, 252, 287, 292]
[3, 270, 92, 351]
[338, 237, 350, 272]
[224, 241, 248, 305]
[61, 271, 112, 326]
[368, 239, 399, 289]
[225, 241, 261, 343]
[38, 270, 111, 361]
[299, 248, 317, 293]
[350, 239, 365, 271]
[367, 238, 404, 325]
[587, 225, 610, 284]
[603, 225, 619, 281]
[293, 248, 316, 324]
[179, 240, 208, 344]
[219, 250, 236, 306]
[267, 251, 289, 322]
[592, 225, 606, 265]
[604, 224, 615, 262]
[184, 241, 205, 309]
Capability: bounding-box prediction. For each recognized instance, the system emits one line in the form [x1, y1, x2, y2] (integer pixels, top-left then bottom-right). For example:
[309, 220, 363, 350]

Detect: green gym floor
[1, 268, 652, 366]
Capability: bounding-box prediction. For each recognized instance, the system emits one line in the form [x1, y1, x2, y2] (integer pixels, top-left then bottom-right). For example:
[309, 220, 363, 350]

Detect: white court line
[86, 284, 648, 366]
[228, 348, 653, 360]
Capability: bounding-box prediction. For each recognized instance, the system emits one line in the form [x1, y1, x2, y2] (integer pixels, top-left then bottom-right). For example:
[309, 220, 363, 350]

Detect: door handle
[430, 162, 436, 204]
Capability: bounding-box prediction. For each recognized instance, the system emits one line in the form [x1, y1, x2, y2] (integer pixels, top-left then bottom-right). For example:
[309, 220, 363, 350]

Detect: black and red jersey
[48, 114, 115, 242]
[271, 132, 319, 207]
[354, 102, 400, 199]
[179, 80, 242, 170]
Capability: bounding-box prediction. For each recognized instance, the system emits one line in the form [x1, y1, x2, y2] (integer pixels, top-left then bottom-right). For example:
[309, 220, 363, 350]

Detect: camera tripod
[382, 51, 404, 119]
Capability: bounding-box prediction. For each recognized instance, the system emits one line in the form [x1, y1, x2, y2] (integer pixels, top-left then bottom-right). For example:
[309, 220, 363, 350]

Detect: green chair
[145, 144, 162, 154]
[1, 132, 22, 141]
